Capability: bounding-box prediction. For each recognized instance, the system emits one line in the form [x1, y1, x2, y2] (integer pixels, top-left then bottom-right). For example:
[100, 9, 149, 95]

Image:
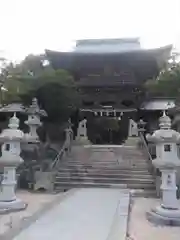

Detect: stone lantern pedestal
[146, 111, 180, 225]
[0, 113, 27, 213]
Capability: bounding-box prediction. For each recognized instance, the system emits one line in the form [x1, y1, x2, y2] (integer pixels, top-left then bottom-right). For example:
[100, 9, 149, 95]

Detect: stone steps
[66, 159, 147, 164]
[55, 176, 154, 184]
[57, 172, 154, 180]
[54, 143, 156, 196]
[54, 181, 155, 190]
[58, 163, 147, 171]
[57, 169, 153, 178]
[57, 167, 150, 174]
[67, 160, 147, 165]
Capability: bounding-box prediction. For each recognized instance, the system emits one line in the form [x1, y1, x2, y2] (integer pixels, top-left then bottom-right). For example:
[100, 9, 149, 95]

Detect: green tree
[18, 69, 79, 123]
[1, 54, 80, 124]
[145, 63, 180, 98]
[6, 54, 52, 78]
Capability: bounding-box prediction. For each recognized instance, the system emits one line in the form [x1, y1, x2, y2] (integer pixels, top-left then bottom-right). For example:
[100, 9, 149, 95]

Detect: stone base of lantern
[0, 198, 27, 214]
[75, 136, 91, 145]
[124, 136, 139, 146]
[147, 205, 180, 226]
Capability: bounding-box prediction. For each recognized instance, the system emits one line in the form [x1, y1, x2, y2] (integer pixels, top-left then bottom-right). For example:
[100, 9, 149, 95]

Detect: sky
[0, 0, 180, 61]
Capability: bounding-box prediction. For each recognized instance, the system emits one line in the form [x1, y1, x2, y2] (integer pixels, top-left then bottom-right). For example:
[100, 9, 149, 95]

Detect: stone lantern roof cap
[149, 129, 180, 142]
[0, 113, 24, 141]
[0, 103, 26, 113]
[159, 110, 171, 129]
[147, 111, 180, 143]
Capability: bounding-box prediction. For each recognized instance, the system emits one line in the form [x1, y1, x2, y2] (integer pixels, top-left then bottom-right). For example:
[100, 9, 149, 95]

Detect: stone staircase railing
[138, 132, 155, 174]
[139, 132, 161, 197]
[49, 143, 68, 172]
[49, 129, 73, 172]
[33, 129, 73, 191]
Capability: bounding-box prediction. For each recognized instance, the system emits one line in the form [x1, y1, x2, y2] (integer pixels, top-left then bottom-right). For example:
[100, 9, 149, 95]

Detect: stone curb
[106, 192, 130, 240]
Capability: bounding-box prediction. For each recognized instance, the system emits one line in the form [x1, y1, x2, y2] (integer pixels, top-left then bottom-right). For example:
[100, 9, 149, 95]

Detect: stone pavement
[12, 188, 130, 240]
[127, 198, 180, 240]
[0, 190, 63, 239]
[1, 190, 180, 240]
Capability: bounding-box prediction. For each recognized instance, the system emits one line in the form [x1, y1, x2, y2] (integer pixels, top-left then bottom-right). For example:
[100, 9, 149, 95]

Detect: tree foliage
[1, 54, 80, 123]
[145, 63, 180, 98]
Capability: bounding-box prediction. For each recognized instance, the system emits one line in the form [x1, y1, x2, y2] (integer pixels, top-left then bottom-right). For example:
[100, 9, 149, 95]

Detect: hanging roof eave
[46, 44, 172, 70]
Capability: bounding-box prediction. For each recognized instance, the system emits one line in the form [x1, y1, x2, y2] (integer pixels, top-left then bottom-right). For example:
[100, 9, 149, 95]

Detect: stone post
[137, 119, 146, 149]
[146, 111, 180, 225]
[138, 119, 146, 136]
[65, 123, 73, 153]
[128, 118, 138, 137]
[75, 119, 90, 144]
[0, 113, 27, 213]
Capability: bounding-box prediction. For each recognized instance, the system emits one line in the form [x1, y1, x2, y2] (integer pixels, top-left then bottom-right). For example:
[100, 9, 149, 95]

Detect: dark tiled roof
[46, 45, 172, 86]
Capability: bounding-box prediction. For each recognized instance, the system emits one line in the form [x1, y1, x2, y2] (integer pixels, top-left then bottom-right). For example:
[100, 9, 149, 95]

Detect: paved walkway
[0, 191, 63, 239]
[128, 198, 180, 240]
[13, 188, 130, 240]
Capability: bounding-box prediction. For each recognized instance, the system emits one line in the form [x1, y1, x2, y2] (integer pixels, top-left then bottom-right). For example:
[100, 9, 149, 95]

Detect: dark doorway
[87, 114, 129, 144]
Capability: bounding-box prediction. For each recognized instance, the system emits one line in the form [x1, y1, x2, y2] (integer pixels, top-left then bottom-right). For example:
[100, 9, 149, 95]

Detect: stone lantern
[146, 111, 180, 225]
[25, 98, 47, 142]
[0, 113, 27, 213]
[138, 119, 146, 135]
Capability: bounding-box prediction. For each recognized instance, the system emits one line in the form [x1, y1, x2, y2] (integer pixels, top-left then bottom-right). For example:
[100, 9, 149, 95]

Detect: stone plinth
[34, 171, 54, 192]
